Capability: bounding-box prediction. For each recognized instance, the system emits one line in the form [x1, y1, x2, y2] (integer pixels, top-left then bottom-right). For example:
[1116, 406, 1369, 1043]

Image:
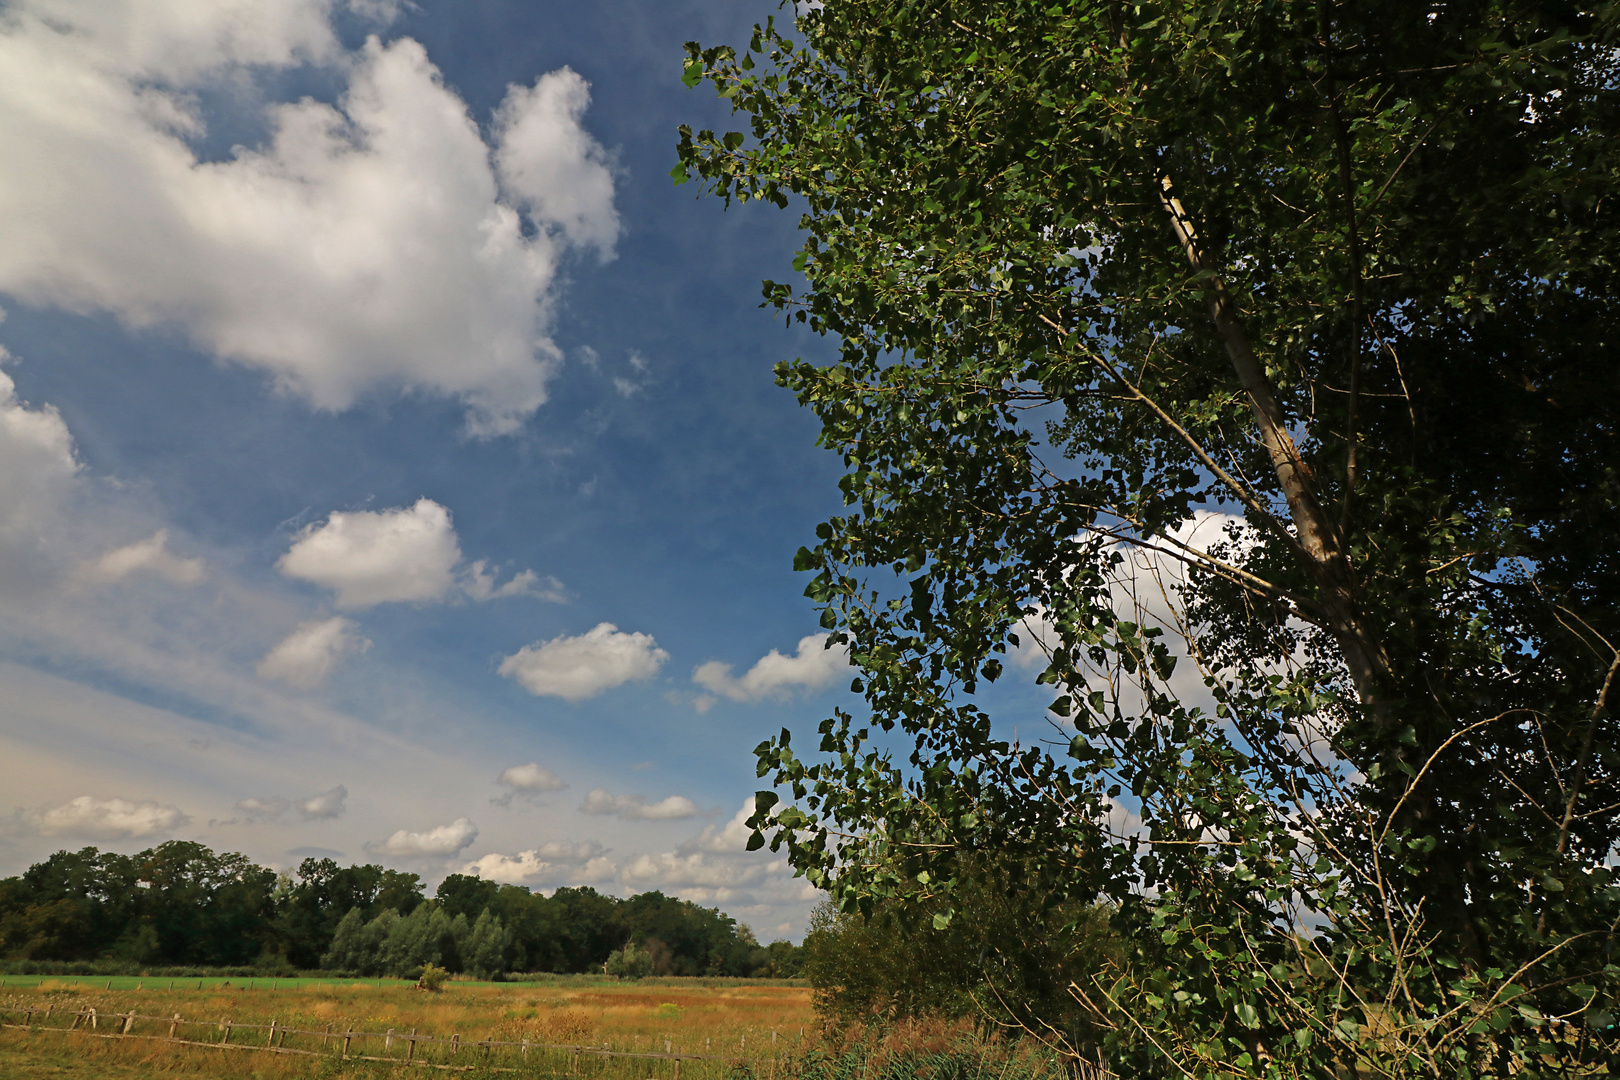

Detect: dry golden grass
[0, 976, 817, 1078]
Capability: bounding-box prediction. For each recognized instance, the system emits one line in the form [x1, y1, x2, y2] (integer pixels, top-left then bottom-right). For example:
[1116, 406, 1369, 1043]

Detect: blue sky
[0, 0, 856, 941]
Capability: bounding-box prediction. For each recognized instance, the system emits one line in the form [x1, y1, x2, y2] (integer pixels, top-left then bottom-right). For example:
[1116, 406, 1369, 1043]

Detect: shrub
[604, 943, 654, 980]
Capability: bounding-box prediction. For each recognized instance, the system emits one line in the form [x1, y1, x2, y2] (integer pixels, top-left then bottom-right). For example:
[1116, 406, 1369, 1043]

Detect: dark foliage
[0, 844, 799, 979]
[802, 866, 1116, 1045]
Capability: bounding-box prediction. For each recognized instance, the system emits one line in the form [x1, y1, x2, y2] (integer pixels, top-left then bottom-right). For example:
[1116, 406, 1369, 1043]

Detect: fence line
[0, 1005, 746, 1074]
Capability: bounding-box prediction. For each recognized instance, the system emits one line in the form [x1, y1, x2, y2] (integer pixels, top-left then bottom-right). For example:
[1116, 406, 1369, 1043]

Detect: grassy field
[0, 975, 819, 1079]
[0, 975, 1076, 1080]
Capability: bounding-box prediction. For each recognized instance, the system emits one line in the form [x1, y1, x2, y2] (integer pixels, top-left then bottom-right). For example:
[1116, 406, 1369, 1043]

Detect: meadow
[0, 975, 1070, 1080]
[0, 974, 817, 1079]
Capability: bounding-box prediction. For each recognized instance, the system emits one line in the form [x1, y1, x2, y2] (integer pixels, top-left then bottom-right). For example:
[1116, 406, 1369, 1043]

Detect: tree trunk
[1156, 176, 1391, 714]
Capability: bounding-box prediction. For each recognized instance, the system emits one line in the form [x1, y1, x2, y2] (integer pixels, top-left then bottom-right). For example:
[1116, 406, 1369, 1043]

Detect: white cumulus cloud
[492, 761, 568, 808]
[499, 623, 668, 701]
[493, 70, 620, 253]
[278, 500, 554, 609]
[535, 839, 605, 863]
[0, 366, 81, 584]
[580, 789, 699, 821]
[681, 799, 761, 855]
[36, 795, 189, 839]
[620, 851, 767, 891]
[372, 817, 478, 857]
[498, 762, 568, 793]
[85, 530, 205, 586]
[0, 0, 619, 435]
[278, 500, 462, 608]
[692, 633, 848, 707]
[257, 617, 371, 688]
[574, 855, 620, 883]
[462, 849, 550, 884]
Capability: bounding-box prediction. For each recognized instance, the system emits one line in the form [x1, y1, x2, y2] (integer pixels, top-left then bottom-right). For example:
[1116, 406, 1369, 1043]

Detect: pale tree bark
[1156, 177, 1392, 713]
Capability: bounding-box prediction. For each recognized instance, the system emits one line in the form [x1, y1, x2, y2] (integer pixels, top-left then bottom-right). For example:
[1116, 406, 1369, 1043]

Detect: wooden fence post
[386, 1027, 394, 1053]
[121, 1011, 134, 1035]
[223, 1019, 232, 1044]
[407, 1028, 418, 1063]
[169, 1014, 180, 1039]
[323, 1024, 331, 1049]
[267, 1020, 278, 1046]
[88, 1009, 97, 1030]
[342, 1028, 353, 1057]
[450, 1032, 460, 1055]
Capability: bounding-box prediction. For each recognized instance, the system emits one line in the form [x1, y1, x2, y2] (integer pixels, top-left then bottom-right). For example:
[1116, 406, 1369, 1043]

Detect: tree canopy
[678, 0, 1619, 1074]
[0, 845, 799, 980]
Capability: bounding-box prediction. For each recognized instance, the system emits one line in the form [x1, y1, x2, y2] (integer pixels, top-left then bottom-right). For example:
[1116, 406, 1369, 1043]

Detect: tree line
[0, 842, 801, 979]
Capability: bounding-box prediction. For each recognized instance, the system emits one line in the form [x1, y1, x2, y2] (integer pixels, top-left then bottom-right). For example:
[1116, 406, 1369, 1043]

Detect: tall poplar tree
[679, 1, 1620, 1075]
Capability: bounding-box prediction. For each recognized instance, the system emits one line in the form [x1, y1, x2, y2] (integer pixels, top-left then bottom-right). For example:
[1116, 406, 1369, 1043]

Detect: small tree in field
[605, 942, 655, 981]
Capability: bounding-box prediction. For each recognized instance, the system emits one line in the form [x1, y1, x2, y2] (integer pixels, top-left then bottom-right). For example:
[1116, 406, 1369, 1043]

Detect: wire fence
[0, 1004, 759, 1076]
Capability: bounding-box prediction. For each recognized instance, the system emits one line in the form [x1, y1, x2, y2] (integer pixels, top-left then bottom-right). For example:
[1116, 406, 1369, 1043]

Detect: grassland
[0, 974, 816, 1079]
[0, 974, 1071, 1080]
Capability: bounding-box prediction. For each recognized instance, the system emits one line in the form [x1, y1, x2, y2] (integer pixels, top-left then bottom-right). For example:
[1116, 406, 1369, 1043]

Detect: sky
[0, 0, 858, 943]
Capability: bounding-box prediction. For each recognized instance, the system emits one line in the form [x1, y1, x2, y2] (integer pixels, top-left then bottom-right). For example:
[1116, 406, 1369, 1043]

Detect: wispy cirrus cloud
[257, 617, 371, 688]
[227, 785, 348, 824]
[84, 530, 205, 586]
